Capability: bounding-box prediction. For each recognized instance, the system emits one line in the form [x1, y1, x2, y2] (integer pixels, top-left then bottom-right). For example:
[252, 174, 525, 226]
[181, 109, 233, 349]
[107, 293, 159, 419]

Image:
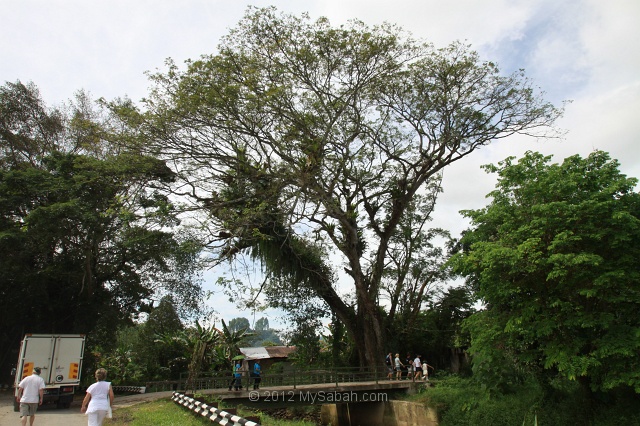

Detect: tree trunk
[319, 288, 383, 369]
[356, 290, 385, 369]
[577, 376, 594, 424]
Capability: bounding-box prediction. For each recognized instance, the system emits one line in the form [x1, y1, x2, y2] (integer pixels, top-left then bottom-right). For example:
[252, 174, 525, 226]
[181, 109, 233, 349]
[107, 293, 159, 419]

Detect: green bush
[414, 374, 640, 426]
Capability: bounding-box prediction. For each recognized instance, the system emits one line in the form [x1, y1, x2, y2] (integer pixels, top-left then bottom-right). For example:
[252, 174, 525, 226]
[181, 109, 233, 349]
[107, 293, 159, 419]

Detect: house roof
[239, 346, 296, 360]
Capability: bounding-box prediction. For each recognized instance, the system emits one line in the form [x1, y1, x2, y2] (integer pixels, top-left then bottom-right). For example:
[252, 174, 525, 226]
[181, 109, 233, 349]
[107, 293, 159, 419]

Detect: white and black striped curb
[172, 392, 261, 426]
[112, 385, 147, 394]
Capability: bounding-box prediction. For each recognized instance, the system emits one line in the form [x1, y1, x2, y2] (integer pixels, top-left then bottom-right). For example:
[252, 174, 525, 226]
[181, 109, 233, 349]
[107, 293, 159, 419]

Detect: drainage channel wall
[321, 400, 438, 426]
[172, 392, 260, 426]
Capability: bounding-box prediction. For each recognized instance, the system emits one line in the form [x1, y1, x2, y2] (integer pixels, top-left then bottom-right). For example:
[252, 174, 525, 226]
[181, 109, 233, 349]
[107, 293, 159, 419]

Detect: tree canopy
[131, 6, 563, 367]
[452, 150, 640, 393]
[0, 81, 204, 383]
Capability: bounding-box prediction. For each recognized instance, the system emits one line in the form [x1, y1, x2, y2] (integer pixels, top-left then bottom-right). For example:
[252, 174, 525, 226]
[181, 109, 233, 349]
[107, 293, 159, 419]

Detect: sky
[2, 0, 639, 330]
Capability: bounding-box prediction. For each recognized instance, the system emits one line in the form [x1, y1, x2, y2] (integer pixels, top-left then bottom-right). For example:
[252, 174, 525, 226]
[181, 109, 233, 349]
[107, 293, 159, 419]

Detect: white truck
[13, 334, 86, 411]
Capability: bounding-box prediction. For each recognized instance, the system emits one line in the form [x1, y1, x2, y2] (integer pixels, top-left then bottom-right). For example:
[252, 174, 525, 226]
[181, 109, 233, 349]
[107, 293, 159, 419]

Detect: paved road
[0, 391, 173, 426]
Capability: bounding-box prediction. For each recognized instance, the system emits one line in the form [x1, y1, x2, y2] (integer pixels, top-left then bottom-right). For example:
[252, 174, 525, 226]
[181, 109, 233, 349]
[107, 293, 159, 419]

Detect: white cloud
[316, 0, 535, 48]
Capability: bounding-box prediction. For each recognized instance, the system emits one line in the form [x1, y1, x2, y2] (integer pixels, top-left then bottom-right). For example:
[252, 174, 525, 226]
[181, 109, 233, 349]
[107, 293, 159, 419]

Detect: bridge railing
[145, 366, 389, 393]
[264, 366, 384, 388]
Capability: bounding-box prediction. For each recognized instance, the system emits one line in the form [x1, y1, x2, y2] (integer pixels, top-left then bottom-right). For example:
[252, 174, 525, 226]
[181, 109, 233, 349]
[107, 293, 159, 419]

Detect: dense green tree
[0, 81, 64, 168]
[219, 319, 253, 359]
[254, 317, 269, 332]
[250, 317, 284, 347]
[145, 297, 185, 337]
[286, 317, 323, 366]
[227, 317, 251, 334]
[420, 286, 474, 370]
[133, 7, 562, 367]
[184, 321, 220, 392]
[97, 327, 146, 385]
[380, 189, 454, 346]
[452, 150, 640, 394]
[0, 151, 196, 328]
[134, 297, 186, 380]
[0, 81, 204, 383]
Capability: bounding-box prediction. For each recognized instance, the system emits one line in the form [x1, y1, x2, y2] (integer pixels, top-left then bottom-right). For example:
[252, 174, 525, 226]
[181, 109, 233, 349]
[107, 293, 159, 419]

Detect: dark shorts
[20, 402, 38, 417]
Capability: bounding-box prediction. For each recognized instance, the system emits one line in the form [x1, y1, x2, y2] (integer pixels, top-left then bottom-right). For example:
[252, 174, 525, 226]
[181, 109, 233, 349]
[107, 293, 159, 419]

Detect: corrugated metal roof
[265, 346, 296, 358]
[239, 347, 269, 359]
[239, 346, 296, 360]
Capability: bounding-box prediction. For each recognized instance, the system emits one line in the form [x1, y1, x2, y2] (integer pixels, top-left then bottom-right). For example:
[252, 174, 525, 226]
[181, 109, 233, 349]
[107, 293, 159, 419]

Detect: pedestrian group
[385, 352, 433, 382]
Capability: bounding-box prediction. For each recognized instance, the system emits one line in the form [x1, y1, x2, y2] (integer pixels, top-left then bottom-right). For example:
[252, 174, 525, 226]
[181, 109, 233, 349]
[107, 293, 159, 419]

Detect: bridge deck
[193, 379, 420, 406]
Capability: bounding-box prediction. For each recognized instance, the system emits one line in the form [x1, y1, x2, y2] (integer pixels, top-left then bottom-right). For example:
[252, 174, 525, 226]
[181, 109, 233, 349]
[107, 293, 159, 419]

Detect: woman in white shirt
[81, 368, 114, 426]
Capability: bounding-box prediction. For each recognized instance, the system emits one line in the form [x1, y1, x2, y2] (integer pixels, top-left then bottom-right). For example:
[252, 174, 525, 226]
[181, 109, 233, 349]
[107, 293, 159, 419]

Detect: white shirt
[19, 374, 45, 403]
[414, 357, 422, 369]
[86, 381, 111, 413]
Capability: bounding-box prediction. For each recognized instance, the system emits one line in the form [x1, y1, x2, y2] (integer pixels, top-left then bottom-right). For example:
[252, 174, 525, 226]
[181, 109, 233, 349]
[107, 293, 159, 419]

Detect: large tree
[134, 7, 562, 367]
[0, 81, 203, 382]
[452, 150, 640, 394]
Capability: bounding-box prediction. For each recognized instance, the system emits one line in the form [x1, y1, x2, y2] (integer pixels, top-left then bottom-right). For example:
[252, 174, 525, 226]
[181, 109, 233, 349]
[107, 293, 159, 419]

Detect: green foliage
[285, 318, 323, 366]
[452, 150, 640, 394]
[249, 319, 284, 347]
[135, 297, 186, 380]
[419, 374, 640, 426]
[254, 317, 269, 331]
[461, 310, 527, 394]
[215, 316, 283, 347]
[0, 80, 64, 168]
[0, 81, 205, 383]
[93, 299, 188, 384]
[184, 321, 221, 392]
[319, 314, 355, 367]
[228, 317, 251, 334]
[383, 285, 474, 373]
[0, 150, 195, 325]
[219, 318, 253, 358]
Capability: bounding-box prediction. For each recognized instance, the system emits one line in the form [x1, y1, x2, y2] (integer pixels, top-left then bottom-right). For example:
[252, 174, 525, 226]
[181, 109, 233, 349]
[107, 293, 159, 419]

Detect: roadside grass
[108, 399, 212, 426]
[107, 398, 318, 426]
[408, 374, 640, 426]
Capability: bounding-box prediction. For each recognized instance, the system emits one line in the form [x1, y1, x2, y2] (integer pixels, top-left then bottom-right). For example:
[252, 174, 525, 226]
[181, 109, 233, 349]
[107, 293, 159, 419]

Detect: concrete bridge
[171, 380, 432, 426]
[202, 379, 418, 408]
[146, 367, 433, 425]
[146, 366, 426, 405]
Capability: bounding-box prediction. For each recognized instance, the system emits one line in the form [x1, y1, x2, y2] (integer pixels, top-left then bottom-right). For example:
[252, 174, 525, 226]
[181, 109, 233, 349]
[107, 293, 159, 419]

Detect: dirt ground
[0, 389, 173, 426]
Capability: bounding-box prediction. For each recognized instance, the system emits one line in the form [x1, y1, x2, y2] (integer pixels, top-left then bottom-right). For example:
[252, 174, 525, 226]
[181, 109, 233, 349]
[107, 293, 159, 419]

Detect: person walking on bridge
[233, 360, 243, 391]
[422, 359, 434, 382]
[414, 355, 423, 381]
[252, 360, 262, 390]
[394, 353, 404, 380]
[405, 353, 414, 379]
[385, 353, 394, 380]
